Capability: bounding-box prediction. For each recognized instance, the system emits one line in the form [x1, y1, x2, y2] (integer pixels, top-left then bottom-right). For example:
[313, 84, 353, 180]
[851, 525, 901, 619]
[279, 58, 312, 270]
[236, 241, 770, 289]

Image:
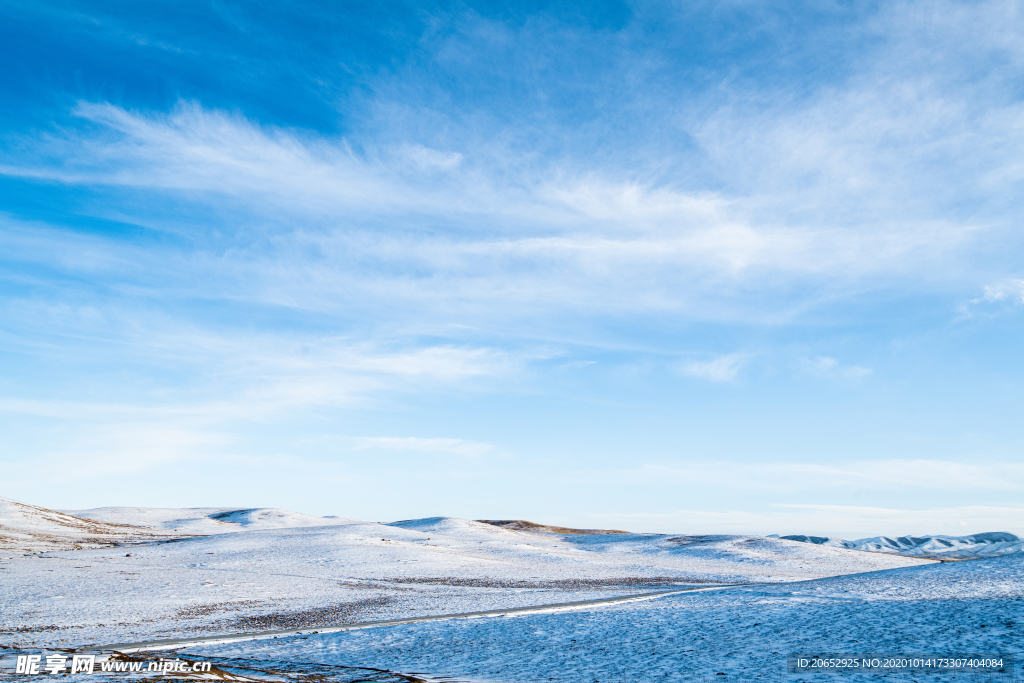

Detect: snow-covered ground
[181, 553, 1024, 682]
[3, 500, 927, 649]
[4, 498, 1021, 681]
[63, 506, 360, 535]
[0, 498, 181, 554]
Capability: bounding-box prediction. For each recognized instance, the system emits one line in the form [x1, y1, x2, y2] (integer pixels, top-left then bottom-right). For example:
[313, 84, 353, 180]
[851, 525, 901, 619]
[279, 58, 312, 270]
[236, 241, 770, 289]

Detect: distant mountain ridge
[775, 531, 1023, 559]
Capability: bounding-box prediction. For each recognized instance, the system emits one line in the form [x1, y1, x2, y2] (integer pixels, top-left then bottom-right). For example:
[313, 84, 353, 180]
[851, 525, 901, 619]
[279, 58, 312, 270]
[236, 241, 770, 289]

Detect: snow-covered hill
[476, 519, 629, 534]
[4, 496, 1016, 681]
[65, 505, 358, 535]
[0, 496, 180, 554]
[1, 499, 934, 649]
[777, 531, 1023, 558]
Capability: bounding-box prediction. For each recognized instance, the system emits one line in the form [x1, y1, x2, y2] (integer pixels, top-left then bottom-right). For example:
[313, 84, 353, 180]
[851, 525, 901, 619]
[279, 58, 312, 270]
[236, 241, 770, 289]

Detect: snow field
[183, 553, 1024, 682]
[3, 509, 928, 650]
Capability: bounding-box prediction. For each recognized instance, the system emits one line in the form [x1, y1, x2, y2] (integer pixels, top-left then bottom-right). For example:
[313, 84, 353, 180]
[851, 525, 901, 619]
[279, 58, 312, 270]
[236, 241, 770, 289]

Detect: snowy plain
[184, 552, 1024, 682]
[3, 497, 1022, 682]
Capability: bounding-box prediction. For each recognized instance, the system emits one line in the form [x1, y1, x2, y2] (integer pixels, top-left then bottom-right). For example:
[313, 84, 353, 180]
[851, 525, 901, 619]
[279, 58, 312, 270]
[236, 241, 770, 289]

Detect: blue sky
[2, 0, 1024, 537]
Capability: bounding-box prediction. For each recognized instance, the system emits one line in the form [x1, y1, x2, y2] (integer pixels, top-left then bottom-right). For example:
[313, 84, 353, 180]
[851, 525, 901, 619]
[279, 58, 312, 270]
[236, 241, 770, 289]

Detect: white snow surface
[0, 497, 179, 554]
[185, 553, 1024, 682]
[2, 502, 932, 653]
[62, 505, 359, 535]
[779, 531, 1024, 558]
[9, 499, 1020, 681]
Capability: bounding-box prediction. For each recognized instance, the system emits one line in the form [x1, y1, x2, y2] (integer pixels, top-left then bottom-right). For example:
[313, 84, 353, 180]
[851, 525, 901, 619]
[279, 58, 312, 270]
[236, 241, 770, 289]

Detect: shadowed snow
[778, 531, 1023, 558]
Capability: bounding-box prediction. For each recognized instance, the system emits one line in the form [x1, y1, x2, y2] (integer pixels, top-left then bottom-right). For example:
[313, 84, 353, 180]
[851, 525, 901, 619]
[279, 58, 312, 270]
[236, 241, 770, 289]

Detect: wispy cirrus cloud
[957, 278, 1024, 319]
[349, 436, 495, 457]
[801, 356, 872, 379]
[594, 503, 1024, 537]
[678, 353, 747, 382]
[4, 0, 1024, 519]
[0, 93, 994, 320]
[975, 279, 1024, 304]
[625, 459, 1024, 494]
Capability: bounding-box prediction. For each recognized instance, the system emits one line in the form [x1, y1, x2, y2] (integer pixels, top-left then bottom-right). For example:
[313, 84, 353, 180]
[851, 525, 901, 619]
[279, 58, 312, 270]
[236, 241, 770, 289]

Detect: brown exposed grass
[476, 519, 629, 535]
[0, 498, 192, 554]
[385, 576, 720, 588]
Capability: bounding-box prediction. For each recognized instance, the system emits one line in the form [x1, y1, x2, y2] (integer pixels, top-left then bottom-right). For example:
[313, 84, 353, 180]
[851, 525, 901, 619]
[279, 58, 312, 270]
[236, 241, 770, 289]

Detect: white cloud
[591, 503, 1024, 537]
[679, 353, 746, 382]
[1, 423, 230, 487]
[349, 436, 495, 457]
[618, 459, 1024, 494]
[0, 298, 527, 439]
[0, 341, 520, 424]
[976, 279, 1024, 304]
[805, 356, 838, 373]
[2, 0, 1022, 330]
[0, 94, 993, 318]
[398, 143, 463, 171]
[801, 356, 872, 379]
[958, 279, 1024, 320]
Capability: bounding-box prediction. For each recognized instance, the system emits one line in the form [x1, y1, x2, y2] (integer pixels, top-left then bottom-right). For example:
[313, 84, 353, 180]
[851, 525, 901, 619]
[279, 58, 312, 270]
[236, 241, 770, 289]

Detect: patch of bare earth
[0, 498, 192, 554]
[216, 596, 397, 631]
[385, 576, 725, 588]
[476, 519, 629, 535]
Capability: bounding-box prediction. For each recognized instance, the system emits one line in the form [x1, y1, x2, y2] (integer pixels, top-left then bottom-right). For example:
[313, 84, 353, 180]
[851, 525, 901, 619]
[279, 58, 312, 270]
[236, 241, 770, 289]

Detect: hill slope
[0, 497, 180, 554]
[778, 531, 1023, 558]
